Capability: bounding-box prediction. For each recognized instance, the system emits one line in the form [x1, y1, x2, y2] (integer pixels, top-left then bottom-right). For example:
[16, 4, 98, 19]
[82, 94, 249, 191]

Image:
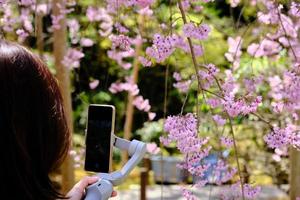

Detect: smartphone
[84, 104, 115, 173]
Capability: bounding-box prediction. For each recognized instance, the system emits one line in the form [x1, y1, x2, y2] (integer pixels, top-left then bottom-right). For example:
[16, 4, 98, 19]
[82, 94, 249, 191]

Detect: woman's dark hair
[0, 40, 70, 199]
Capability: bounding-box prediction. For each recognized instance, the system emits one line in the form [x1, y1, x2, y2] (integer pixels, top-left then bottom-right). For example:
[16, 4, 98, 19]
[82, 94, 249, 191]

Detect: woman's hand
[67, 176, 117, 200]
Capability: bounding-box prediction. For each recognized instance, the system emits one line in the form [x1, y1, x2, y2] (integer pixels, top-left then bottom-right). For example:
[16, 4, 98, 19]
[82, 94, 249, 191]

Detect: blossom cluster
[106, 0, 154, 13]
[222, 95, 262, 117]
[161, 113, 211, 189]
[109, 34, 132, 51]
[220, 181, 261, 200]
[62, 48, 84, 69]
[146, 34, 178, 63]
[224, 36, 242, 70]
[173, 72, 191, 93]
[264, 125, 300, 150]
[183, 23, 210, 40]
[198, 63, 219, 89]
[86, 6, 113, 37]
[109, 77, 155, 120]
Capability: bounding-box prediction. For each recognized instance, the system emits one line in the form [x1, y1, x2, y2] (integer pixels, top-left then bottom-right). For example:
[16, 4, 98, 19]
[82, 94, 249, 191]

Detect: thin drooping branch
[177, 1, 245, 199]
[177, 0, 202, 129]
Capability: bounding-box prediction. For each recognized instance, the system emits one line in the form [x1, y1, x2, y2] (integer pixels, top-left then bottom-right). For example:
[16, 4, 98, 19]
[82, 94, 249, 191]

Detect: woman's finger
[111, 191, 117, 197]
[73, 176, 99, 193]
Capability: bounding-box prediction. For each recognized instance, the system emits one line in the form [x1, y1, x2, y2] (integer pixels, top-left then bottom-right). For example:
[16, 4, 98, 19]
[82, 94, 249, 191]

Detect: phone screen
[84, 105, 114, 173]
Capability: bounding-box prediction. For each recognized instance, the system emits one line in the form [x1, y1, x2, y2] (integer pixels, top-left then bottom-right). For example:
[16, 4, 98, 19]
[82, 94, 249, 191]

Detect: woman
[0, 39, 116, 199]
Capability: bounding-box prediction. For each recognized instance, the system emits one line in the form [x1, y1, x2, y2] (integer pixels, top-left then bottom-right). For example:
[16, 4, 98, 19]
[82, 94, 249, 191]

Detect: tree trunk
[52, 0, 75, 194]
[290, 147, 300, 199]
[121, 15, 145, 164]
[36, 12, 44, 58]
[290, 5, 300, 198]
[121, 48, 140, 164]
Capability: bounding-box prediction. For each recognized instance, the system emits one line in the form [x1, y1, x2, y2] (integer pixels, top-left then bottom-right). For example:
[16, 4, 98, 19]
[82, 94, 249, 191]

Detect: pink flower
[163, 113, 209, 154]
[89, 80, 99, 89]
[198, 63, 219, 89]
[80, 38, 94, 47]
[51, 14, 64, 30]
[272, 154, 281, 162]
[18, 0, 35, 6]
[109, 78, 139, 95]
[115, 22, 129, 33]
[62, 48, 84, 69]
[290, 2, 300, 17]
[131, 0, 154, 8]
[243, 77, 262, 93]
[148, 112, 156, 120]
[107, 49, 134, 70]
[247, 39, 281, 57]
[207, 98, 221, 108]
[67, 19, 80, 44]
[86, 7, 113, 36]
[220, 136, 234, 148]
[181, 188, 197, 200]
[264, 126, 291, 149]
[133, 95, 151, 112]
[173, 79, 191, 93]
[16, 29, 29, 43]
[225, 36, 242, 70]
[110, 34, 132, 51]
[213, 115, 226, 126]
[0, 0, 6, 5]
[138, 6, 153, 16]
[146, 143, 160, 154]
[173, 72, 182, 81]
[183, 23, 210, 40]
[176, 36, 203, 56]
[214, 160, 237, 185]
[37, 4, 48, 15]
[51, 3, 74, 30]
[139, 56, 152, 67]
[146, 34, 178, 63]
[229, 0, 240, 7]
[220, 182, 261, 199]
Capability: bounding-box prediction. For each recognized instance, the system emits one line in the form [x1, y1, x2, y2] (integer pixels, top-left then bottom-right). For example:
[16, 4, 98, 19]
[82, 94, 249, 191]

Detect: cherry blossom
[109, 77, 139, 95]
[62, 48, 84, 69]
[224, 36, 242, 70]
[146, 34, 178, 63]
[229, 0, 240, 8]
[133, 95, 151, 112]
[89, 80, 99, 90]
[290, 2, 300, 17]
[264, 125, 300, 150]
[139, 56, 152, 67]
[67, 19, 80, 44]
[146, 142, 160, 154]
[86, 6, 113, 37]
[183, 23, 210, 40]
[220, 181, 261, 200]
[18, 0, 35, 6]
[220, 136, 233, 148]
[109, 34, 132, 51]
[247, 39, 281, 58]
[80, 38, 94, 47]
[213, 115, 226, 126]
[181, 188, 197, 200]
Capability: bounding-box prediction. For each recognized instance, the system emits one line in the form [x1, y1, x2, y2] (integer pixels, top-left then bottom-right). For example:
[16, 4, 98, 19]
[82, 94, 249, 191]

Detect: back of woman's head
[0, 39, 70, 199]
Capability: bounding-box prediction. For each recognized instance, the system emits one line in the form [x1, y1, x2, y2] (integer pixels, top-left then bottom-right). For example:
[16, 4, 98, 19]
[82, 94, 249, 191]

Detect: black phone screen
[84, 105, 114, 173]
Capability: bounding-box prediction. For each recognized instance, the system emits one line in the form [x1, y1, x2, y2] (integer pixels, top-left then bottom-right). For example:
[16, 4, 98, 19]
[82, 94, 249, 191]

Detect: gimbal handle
[84, 136, 147, 200]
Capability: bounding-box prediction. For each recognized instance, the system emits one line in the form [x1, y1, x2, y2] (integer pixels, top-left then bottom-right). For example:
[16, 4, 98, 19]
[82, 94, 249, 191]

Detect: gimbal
[84, 135, 146, 200]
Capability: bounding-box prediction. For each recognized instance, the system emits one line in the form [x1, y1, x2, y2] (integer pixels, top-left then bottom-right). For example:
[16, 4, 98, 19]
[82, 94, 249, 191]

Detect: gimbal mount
[84, 135, 147, 200]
